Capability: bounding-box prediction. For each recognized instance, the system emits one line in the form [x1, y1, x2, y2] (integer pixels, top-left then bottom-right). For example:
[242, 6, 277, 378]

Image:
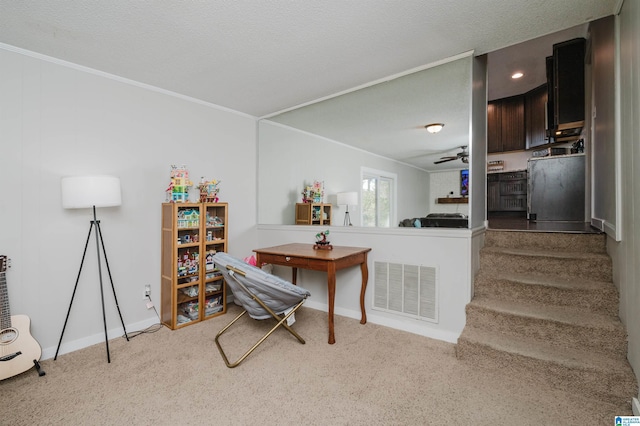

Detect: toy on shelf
[302, 180, 324, 203]
[206, 212, 224, 228]
[166, 165, 193, 203]
[177, 249, 199, 276]
[182, 301, 200, 320]
[204, 296, 223, 315]
[313, 229, 333, 250]
[177, 208, 200, 229]
[198, 178, 221, 203]
[205, 250, 215, 271]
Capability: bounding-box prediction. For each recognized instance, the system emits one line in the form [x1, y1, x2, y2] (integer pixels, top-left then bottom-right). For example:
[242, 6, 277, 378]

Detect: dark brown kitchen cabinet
[501, 96, 525, 152]
[487, 102, 502, 153]
[525, 84, 548, 149]
[545, 38, 586, 142]
[546, 56, 555, 140]
[487, 95, 525, 153]
[552, 38, 585, 140]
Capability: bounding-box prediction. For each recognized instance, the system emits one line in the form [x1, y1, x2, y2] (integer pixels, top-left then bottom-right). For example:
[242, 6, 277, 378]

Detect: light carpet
[0, 304, 629, 425]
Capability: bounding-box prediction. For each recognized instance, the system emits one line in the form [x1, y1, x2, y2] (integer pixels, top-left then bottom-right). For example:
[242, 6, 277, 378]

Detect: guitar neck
[1, 255, 11, 330]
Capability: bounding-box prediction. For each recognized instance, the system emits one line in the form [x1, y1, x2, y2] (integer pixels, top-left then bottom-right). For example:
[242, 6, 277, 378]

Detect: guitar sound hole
[0, 328, 18, 344]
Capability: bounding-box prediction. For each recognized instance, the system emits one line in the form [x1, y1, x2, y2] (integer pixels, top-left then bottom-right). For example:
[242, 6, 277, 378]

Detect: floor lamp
[55, 176, 129, 363]
[337, 192, 358, 226]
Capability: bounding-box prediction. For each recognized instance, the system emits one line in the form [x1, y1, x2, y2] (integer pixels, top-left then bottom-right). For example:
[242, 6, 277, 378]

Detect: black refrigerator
[527, 154, 585, 221]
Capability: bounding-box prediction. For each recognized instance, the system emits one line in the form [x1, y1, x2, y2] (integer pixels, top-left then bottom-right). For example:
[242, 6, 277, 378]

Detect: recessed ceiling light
[511, 72, 524, 79]
[425, 123, 444, 134]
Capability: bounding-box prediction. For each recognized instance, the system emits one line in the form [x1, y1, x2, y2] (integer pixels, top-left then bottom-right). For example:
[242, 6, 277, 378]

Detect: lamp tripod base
[343, 210, 352, 226]
[54, 206, 128, 363]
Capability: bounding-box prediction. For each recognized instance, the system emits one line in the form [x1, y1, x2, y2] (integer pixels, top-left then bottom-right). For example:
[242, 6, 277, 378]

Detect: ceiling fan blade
[434, 157, 456, 164]
[411, 145, 469, 162]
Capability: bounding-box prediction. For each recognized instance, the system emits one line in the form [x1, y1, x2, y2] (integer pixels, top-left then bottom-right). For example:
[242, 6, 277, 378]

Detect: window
[361, 168, 396, 227]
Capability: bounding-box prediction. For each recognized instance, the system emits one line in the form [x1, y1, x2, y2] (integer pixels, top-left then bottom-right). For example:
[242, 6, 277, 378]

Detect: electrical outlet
[144, 284, 151, 300]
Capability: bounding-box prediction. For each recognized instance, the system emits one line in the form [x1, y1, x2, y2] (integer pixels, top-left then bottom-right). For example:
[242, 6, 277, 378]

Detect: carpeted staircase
[456, 229, 638, 410]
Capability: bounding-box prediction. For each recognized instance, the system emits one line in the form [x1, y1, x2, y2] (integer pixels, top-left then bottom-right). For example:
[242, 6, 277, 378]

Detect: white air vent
[373, 262, 438, 323]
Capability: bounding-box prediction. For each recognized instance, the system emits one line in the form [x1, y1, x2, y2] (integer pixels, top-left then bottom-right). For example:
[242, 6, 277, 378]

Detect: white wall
[258, 120, 430, 226]
[428, 170, 469, 215]
[469, 54, 489, 296]
[0, 47, 258, 358]
[589, 16, 617, 237]
[470, 54, 488, 229]
[486, 151, 530, 172]
[610, 0, 640, 407]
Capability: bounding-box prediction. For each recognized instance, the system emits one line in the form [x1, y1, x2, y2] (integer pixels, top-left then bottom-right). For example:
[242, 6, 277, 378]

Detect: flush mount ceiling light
[425, 123, 444, 133]
[511, 72, 524, 79]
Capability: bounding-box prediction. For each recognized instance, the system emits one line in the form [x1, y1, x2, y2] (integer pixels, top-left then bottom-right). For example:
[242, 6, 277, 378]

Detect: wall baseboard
[42, 315, 160, 360]
[302, 300, 459, 344]
[590, 217, 605, 231]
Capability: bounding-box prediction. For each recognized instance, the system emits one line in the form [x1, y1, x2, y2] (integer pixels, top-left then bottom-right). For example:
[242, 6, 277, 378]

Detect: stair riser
[456, 339, 636, 406]
[480, 252, 612, 281]
[484, 232, 606, 253]
[465, 306, 628, 357]
[474, 276, 619, 316]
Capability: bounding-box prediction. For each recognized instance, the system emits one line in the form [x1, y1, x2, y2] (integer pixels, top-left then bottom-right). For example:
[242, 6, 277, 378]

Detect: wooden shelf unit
[295, 203, 332, 225]
[161, 202, 228, 329]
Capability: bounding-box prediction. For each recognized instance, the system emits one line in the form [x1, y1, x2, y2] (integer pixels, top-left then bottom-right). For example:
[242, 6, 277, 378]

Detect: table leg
[360, 257, 368, 324]
[327, 262, 336, 344]
[291, 267, 298, 285]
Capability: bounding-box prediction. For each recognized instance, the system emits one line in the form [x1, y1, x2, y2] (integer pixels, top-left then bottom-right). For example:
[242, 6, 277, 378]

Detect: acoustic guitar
[0, 255, 44, 380]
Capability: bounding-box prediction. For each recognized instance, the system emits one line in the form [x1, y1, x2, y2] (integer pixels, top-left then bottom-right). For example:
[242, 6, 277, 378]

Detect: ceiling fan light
[425, 123, 444, 133]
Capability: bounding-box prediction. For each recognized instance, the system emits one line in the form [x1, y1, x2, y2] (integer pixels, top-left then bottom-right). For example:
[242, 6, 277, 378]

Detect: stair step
[484, 230, 606, 253]
[460, 229, 636, 407]
[474, 270, 619, 315]
[456, 327, 638, 406]
[480, 246, 612, 281]
[466, 297, 628, 357]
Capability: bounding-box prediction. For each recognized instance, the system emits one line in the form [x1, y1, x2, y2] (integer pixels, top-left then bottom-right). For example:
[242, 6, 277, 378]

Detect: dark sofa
[399, 213, 468, 228]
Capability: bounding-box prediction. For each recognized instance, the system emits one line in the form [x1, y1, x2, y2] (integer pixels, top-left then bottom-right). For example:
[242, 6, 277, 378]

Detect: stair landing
[488, 217, 600, 233]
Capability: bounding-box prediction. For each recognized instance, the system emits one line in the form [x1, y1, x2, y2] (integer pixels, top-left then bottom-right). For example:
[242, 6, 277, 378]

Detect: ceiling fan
[434, 146, 469, 164]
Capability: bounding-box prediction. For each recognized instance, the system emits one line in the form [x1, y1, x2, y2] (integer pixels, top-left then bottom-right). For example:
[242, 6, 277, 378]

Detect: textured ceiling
[0, 1, 617, 118]
[0, 0, 619, 170]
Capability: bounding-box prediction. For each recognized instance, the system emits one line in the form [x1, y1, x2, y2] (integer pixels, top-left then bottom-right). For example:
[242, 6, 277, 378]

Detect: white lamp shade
[61, 176, 122, 209]
[337, 191, 358, 206]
